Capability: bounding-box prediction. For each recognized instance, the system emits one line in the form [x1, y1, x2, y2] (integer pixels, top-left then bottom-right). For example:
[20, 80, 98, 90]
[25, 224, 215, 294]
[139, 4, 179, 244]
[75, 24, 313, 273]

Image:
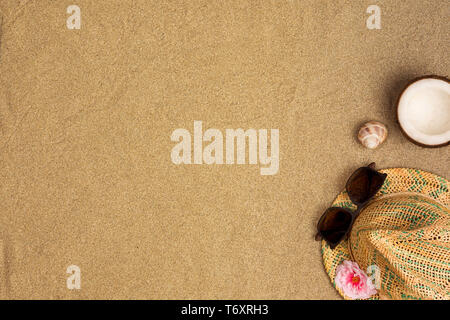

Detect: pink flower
[335, 260, 377, 299]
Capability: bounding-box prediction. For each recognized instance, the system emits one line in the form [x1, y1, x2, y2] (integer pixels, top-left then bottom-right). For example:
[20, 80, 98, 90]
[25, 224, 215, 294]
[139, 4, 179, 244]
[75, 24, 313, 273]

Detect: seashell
[358, 121, 388, 149]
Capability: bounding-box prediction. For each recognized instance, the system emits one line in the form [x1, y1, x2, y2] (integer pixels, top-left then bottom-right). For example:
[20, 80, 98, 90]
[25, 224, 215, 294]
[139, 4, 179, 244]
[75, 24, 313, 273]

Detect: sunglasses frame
[315, 163, 387, 249]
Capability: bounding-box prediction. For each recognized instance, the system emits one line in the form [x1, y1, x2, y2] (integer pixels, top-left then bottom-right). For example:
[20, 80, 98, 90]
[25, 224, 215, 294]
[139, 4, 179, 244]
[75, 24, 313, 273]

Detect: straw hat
[321, 168, 450, 300]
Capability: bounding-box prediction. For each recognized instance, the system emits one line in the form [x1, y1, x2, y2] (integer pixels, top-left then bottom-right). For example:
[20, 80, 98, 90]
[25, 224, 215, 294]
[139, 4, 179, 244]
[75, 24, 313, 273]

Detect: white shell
[358, 121, 388, 149]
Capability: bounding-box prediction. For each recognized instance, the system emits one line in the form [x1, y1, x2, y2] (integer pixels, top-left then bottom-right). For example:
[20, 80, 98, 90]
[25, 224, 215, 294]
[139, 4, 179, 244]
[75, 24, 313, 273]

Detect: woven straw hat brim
[321, 167, 449, 300]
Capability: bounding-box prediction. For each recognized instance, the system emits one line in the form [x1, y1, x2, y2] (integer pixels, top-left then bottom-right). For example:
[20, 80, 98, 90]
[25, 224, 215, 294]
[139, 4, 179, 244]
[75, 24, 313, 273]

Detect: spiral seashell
[358, 121, 388, 149]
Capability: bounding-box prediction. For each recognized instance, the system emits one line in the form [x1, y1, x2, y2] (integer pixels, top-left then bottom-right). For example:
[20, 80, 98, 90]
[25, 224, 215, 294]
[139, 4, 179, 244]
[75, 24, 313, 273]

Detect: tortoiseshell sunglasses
[315, 163, 387, 249]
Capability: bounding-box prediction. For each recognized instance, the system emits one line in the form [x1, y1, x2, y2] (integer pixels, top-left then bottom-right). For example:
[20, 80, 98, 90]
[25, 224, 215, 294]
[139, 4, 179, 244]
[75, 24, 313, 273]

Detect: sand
[0, 0, 448, 299]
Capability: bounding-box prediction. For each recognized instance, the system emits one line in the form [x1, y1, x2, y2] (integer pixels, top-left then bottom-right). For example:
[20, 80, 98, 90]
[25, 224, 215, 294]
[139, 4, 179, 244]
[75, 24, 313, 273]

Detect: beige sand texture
[0, 0, 448, 299]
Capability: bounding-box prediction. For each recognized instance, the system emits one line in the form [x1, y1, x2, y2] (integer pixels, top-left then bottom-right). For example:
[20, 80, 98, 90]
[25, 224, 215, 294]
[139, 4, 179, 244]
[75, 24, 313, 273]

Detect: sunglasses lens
[346, 167, 387, 205]
[317, 207, 353, 248]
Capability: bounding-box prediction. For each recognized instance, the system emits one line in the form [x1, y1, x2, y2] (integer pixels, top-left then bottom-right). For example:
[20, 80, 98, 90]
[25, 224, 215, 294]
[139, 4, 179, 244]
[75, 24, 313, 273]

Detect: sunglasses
[315, 163, 387, 249]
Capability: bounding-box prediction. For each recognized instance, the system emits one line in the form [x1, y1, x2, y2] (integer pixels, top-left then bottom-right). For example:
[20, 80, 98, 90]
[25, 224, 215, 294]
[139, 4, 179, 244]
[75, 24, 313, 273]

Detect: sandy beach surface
[0, 0, 448, 299]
